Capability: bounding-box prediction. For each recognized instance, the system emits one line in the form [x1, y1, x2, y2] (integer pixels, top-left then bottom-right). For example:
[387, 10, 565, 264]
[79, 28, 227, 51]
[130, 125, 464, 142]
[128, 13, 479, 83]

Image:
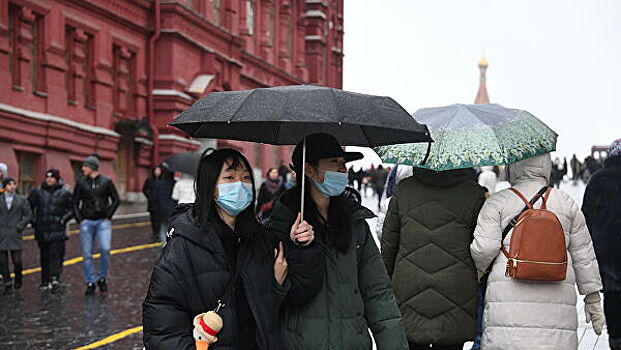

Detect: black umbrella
[170, 85, 432, 217]
[163, 152, 201, 175]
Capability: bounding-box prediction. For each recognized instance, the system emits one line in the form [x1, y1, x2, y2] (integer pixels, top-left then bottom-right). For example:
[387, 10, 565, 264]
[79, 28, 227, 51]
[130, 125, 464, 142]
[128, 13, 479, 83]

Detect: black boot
[39, 280, 51, 290]
[50, 277, 60, 293]
[14, 275, 22, 290]
[84, 283, 96, 296]
[97, 278, 107, 293]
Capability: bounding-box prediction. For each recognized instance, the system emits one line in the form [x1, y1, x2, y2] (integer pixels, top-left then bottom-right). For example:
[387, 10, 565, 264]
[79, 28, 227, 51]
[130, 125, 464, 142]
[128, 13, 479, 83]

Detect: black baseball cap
[291, 133, 364, 172]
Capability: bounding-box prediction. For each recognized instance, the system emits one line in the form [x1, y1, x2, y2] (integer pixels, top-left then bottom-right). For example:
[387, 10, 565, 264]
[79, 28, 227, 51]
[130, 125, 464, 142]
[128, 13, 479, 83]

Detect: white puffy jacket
[470, 154, 602, 350]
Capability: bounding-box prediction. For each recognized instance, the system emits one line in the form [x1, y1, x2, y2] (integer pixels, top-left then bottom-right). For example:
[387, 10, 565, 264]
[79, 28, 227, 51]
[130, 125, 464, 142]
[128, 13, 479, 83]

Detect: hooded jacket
[582, 155, 621, 292]
[470, 154, 602, 350]
[28, 181, 73, 242]
[382, 168, 485, 344]
[270, 188, 408, 350]
[143, 205, 323, 350]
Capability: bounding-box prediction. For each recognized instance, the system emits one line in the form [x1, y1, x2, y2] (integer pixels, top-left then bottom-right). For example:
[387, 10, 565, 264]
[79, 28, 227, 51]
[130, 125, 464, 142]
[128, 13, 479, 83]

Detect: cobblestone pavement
[0, 180, 608, 349]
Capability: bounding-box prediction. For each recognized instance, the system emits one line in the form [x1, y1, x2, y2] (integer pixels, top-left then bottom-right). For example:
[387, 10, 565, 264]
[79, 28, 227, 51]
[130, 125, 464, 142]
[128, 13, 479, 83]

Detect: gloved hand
[584, 292, 605, 335]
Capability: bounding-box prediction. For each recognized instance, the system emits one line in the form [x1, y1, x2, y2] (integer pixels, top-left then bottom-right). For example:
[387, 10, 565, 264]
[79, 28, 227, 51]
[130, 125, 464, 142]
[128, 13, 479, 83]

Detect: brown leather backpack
[501, 187, 568, 281]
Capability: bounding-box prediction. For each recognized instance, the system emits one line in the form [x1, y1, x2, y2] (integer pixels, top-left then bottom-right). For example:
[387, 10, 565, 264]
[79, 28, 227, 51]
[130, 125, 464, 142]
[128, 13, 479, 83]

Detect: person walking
[382, 167, 486, 350]
[470, 154, 605, 349]
[0, 163, 7, 194]
[370, 165, 388, 210]
[375, 164, 413, 240]
[269, 133, 408, 350]
[582, 138, 621, 350]
[142, 166, 163, 241]
[570, 154, 582, 182]
[73, 153, 120, 295]
[151, 166, 176, 243]
[171, 173, 196, 204]
[256, 167, 286, 223]
[278, 159, 291, 184]
[28, 169, 73, 292]
[143, 148, 321, 349]
[0, 177, 32, 294]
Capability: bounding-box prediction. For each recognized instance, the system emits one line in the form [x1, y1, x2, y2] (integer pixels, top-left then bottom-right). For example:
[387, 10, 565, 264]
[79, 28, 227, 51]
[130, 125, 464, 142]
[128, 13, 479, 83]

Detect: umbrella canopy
[374, 103, 558, 171]
[169, 84, 432, 147]
[163, 152, 202, 175]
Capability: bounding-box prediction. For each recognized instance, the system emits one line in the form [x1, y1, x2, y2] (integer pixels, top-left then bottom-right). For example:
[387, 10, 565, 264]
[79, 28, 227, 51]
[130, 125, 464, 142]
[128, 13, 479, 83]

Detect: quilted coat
[470, 154, 602, 350]
[381, 168, 486, 345]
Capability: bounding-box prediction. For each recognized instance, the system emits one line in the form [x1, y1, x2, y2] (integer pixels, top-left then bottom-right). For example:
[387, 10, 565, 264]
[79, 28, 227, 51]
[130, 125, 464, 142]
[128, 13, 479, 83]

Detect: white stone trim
[188, 74, 216, 94]
[152, 89, 194, 102]
[305, 0, 326, 4]
[159, 134, 201, 146]
[304, 10, 327, 19]
[134, 137, 153, 146]
[305, 35, 324, 41]
[0, 103, 120, 137]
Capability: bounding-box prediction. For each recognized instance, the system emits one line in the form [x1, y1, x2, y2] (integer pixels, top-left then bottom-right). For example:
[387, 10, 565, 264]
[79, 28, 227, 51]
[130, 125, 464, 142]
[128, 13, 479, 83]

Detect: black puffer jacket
[28, 182, 73, 242]
[142, 205, 324, 350]
[582, 155, 621, 292]
[73, 174, 120, 222]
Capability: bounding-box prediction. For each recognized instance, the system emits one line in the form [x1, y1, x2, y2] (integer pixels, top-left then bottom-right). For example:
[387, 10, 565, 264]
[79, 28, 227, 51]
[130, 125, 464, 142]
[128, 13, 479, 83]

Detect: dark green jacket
[381, 169, 485, 345]
[270, 189, 408, 350]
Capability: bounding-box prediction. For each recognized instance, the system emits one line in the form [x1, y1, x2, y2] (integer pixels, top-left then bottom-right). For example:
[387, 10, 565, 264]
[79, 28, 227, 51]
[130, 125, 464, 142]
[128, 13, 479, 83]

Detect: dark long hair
[193, 148, 258, 230]
[291, 159, 352, 253]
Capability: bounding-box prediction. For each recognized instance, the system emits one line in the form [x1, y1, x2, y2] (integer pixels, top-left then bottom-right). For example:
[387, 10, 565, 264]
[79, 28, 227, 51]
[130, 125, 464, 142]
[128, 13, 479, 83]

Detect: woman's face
[154, 167, 162, 177]
[308, 157, 347, 182]
[214, 159, 252, 197]
[268, 168, 279, 179]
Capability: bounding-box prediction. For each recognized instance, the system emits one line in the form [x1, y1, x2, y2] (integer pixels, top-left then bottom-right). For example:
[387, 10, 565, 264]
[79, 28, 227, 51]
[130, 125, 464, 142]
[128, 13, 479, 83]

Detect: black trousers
[409, 344, 463, 350]
[149, 210, 160, 236]
[0, 250, 23, 283]
[37, 240, 66, 283]
[605, 291, 621, 342]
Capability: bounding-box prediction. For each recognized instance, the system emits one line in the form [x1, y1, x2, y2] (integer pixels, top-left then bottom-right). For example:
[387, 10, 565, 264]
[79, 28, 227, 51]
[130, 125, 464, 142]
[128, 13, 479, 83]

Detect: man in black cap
[28, 169, 73, 292]
[73, 153, 120, 295]
[268, 133, 409, 349]
[0, 177, 32, 294]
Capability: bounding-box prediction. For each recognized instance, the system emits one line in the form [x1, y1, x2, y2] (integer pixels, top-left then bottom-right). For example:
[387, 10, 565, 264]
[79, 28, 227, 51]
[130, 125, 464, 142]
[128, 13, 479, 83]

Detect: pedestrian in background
[256, 167, 285, 223]
[0, 177, 32, 294]
[375, 164, 413, 240]
[582, 138, 621, 350]
[370, 165, 388, 210]
[28, 169, 73, 292]
[570, 154, 582, 182]
[172, 173, 196, 204]
[0, 162, 7, 194]
[278, 159, 291, 184]
[382, 167, 485, 350]
[151, 166, 176, 243]
[142, 166, 163, 241]
[270, 133, 408, 350]
[73, 153, 120, 295]
[143, 148, 319, 349]
[470, 154, 605, 349]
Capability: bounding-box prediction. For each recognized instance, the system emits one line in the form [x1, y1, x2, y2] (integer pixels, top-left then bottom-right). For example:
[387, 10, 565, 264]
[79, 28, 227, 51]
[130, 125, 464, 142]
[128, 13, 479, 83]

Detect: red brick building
[0, 0, 344, 200]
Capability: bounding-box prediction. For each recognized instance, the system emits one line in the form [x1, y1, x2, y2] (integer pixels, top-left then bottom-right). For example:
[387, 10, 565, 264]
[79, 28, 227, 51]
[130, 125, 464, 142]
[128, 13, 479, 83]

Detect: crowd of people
[1, 135, 619, 350]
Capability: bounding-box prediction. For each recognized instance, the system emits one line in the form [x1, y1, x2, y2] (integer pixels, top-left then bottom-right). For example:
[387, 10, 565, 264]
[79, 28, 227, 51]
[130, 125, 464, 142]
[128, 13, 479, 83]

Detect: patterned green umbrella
[374, 103, 557, 171]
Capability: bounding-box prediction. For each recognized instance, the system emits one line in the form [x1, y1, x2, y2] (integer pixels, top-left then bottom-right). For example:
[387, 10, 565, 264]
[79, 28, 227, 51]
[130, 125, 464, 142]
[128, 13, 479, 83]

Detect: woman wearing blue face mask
[143, 148, 322, 350]
[269, 133, 408, 350]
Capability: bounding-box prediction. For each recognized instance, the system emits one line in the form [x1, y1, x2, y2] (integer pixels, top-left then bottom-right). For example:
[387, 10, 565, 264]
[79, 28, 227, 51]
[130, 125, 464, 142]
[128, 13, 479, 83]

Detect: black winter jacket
[28, 182, 73, 242]
[582, 155, 621, 292]
[73, 174, 120, 222]
[142, 205, 324, 350]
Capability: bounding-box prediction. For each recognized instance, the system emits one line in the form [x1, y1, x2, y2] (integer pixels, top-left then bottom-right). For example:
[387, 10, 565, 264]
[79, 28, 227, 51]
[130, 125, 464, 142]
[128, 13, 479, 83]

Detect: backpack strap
[509, 188, 533, 209]
[540, 187, 553, 210]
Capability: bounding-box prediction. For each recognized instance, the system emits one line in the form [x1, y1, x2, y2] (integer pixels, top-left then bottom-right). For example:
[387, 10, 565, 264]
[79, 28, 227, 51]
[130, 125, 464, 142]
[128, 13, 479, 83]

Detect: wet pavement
[0, 180, 606, 350]
[0, 218, 160, 350]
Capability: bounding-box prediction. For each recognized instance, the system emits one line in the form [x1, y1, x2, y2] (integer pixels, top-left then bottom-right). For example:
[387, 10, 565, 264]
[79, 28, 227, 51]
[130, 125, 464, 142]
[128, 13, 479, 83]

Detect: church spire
[474, 55, 490, 104]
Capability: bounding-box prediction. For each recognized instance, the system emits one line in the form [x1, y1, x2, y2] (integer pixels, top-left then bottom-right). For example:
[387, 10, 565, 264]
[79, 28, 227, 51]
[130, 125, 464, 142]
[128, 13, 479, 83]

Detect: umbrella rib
[228, 89, 257, 123]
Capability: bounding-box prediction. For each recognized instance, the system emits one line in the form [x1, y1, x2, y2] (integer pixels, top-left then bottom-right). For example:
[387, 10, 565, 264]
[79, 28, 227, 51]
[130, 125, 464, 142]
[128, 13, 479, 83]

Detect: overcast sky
[343, 0, 621, 167]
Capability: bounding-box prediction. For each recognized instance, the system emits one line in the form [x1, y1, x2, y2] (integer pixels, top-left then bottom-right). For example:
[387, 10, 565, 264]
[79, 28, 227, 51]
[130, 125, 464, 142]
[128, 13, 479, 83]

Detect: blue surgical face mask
[215, 182, 254, 216]
[313, 169, 348, 197]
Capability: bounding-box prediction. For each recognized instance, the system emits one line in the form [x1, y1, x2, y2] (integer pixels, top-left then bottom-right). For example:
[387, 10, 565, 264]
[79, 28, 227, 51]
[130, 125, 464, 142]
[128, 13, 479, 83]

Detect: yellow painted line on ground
[23, 222, 150, 241]
[72, 325, 143, 350]
[11, 242, 162, 278]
